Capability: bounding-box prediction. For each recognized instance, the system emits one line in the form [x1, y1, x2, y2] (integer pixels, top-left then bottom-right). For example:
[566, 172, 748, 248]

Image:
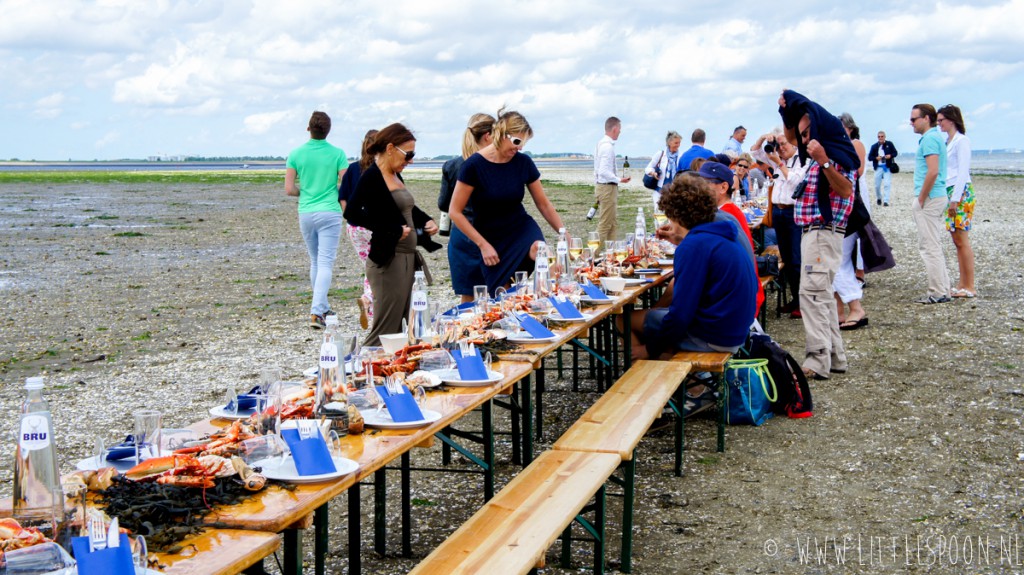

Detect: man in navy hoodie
[626, 175, 757, 415]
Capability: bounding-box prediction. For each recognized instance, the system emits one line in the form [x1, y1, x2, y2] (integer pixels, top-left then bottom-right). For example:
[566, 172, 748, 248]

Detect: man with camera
[867, 131, 898, 206]
[778, 90, 859, 380]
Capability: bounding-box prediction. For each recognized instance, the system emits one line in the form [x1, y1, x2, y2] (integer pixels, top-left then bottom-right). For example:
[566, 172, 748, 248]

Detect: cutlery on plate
[107, 517, 120, 548]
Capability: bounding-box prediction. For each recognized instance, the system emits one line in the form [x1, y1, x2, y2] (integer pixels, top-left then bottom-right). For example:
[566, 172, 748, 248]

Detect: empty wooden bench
[669, 350, 733, 466]
[553, 360, 692, 573]
[409, 450, 621, 575]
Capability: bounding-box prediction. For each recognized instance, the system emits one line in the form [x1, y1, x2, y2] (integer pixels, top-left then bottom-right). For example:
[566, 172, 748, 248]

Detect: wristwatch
[821, 161, 832, 170]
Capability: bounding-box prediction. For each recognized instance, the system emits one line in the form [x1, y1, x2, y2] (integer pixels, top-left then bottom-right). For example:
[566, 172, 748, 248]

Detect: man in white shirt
[722, 125, 747, 156]
[594, 116, 630, 244]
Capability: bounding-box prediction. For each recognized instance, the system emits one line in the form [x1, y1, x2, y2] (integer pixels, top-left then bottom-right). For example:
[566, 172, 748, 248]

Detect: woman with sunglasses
[439, 113, 496, 303]
[344, 123, 439, 345]
[937, 104, 976, 298]
[448, 108, 566, 294]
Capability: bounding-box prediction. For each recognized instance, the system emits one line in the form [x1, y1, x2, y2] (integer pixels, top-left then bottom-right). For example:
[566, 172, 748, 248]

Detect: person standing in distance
[909, 104, 951, 304]
[722, 125, 747, 156]
[594, 116, 630, 245]
[867, 131, 898, 206]
[285, 111, 349, 329]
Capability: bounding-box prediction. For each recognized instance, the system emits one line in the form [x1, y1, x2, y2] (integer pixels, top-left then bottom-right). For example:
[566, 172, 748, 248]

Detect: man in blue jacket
[626, 175, 757, 416]
[867, 131, 898, 206]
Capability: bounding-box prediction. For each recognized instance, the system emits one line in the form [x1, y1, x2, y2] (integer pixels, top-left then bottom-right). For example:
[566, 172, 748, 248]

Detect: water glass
[239, 434, 288, 467]
[604, 240, 615, 263]
[473, 285, 489, 314]
[134, 535, 149, 568]
[259, 366, 282, 394]
[337, 334, 359, 389]
[223, 383, 239, 416]
[514, 271, 529, 290]
[2, 542, 75, 573]
[255, 382, 283, 436]
[419, 349, 456, 371]
[133, 410, 162, 463]
[61, 481, 88, 539]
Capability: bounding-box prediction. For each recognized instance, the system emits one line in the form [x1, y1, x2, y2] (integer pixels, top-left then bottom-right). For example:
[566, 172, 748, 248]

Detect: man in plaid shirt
[779, 90, 858, 380]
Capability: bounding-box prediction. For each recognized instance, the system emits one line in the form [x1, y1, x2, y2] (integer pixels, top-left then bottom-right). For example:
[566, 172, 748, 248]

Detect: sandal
[951, 288, 976, 298]
[839, 317, 869, 331]
[803, 368, 828, 381]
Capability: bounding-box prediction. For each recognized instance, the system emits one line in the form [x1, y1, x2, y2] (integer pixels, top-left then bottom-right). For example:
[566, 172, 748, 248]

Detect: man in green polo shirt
[285, 111, 349, 327]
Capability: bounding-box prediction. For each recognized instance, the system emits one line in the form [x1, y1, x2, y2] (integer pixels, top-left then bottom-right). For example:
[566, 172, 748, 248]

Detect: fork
[89, 516, 107, 552]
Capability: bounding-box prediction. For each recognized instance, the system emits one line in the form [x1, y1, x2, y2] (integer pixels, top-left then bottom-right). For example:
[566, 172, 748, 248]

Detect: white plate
[406, 370, 443, 388]
[432, 369, 505, 386]
[44, 567, 160, 575]
[622, 278, 646, 286]
[253, 454, 359, 484]
[209, 405, 257, 420]
[549, 311, 595, 322]
[361, 408, 443, 429]
[75, 450, 172, 472]
[579, 295, 613, 303]
[657, 258, 674, 266]
[506, 332, 560, 343]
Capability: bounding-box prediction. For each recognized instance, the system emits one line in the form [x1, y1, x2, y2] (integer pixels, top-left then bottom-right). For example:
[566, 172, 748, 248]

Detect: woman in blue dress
[448, 108, 566, 295]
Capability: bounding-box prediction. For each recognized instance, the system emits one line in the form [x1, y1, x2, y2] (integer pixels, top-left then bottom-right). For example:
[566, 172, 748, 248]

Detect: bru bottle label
[19, 414, 51, 451]
[411, 290, 427, 311]
[319, 343, 339, 368]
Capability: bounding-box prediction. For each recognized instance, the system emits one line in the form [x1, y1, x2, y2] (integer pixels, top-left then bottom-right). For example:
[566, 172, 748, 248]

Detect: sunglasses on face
[909, 116, 922, 123]
[506, 134, 526, 147]
[736, 164, 750, 169]
[393, 146, 415, 162]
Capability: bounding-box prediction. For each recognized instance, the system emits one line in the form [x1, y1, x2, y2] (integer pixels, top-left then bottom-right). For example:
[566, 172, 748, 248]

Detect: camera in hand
[763, 139, 778, 154]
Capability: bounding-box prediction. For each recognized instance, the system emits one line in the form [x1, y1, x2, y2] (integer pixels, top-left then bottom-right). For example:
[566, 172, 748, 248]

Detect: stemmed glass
[569, 237, 583, 263]
[587, 232, 601, 255]
[604, 241, 615, 264]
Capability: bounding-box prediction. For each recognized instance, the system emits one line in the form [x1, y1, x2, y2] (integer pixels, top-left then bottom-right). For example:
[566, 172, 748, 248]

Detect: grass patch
[96, 326, 108, 331]
[996, 363, 1018, 370]
[411, 498, 437, 507]
[0, 170, 284, 184]
[95, 214, 119, 220]
[696, 456, 719, 465]
[132, 331, 152, 341]
[113, 231, 146, 237]
[127, 284, 144, 289]
[330, 286, 361, 298]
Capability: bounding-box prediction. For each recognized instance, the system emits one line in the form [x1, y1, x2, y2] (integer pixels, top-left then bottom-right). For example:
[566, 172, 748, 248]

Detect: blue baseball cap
[698, 161, 734, 184]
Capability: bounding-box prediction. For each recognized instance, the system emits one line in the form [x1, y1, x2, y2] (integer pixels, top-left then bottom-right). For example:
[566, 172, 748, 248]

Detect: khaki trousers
[911, 196, 951, 298]
[799, 228, 847, 376]
[595, 183, 618, 245]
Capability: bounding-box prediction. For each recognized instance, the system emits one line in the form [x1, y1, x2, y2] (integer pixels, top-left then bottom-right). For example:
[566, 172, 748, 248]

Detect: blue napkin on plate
[72, 533, 134, 575]
[442, 301, 476, 317]
[281, 428, 337, 476]
[548, 296, 584, 320]
[451, 348, 489, 381]
[105, 435, 142, 461]
[581, 281, 611, 301]
[515, 313, 555, 339]
[753, 207, 764, 216]
[375, 384, 425, 422]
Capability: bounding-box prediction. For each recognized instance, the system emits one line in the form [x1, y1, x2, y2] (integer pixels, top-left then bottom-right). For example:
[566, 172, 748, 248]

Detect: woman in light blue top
[285, 111, 349, 328]
[937, 104, 976, 298]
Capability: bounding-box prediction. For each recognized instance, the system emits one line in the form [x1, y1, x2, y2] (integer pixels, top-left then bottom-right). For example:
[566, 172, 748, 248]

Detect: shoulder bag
[643, 151, 665, 191]
[724, 358, 777, 426]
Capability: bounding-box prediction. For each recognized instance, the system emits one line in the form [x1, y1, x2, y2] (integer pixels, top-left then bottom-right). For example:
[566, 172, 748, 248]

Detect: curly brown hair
[658, 174, 717, 231]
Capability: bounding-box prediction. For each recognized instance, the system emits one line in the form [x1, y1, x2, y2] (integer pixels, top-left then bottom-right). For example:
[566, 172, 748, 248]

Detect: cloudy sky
[2, 0, 1022, 162]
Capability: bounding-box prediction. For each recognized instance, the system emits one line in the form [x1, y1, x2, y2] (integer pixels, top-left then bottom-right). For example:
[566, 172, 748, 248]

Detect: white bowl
[379, 333, 409, 355]
[600, 277, 627, 293]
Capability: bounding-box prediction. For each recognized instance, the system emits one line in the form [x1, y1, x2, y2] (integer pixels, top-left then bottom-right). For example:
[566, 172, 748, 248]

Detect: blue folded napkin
[515, 313, 555, 339]
[744, 212, 753, 223]
[72, 533, 134, 575]
[548, 296, 584, 320]
[375, 384, 426, 422]
[281, 428, 337, 476]
[753, 207, 764, 216]
[581, 281, 611, 301]
[451, 348, 489, 381]
[105, 435, 141, 461]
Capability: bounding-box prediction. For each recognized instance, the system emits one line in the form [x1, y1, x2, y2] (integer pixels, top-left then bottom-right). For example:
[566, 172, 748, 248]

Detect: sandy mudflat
[1, 170, 1023, 573]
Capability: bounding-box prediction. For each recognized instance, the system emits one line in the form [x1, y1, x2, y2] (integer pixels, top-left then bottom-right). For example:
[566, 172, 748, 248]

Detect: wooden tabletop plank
[408, 450, 621, 575]
[669, 350, 732, 372]
[157, 529, 280, 575]
[553, 360, 691, 459]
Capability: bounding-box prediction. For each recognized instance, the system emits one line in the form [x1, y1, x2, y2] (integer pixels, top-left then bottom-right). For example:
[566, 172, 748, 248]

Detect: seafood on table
[0, 518, 50, 557]
[174, 420, 258, 457]
[123, 452, 267, 492]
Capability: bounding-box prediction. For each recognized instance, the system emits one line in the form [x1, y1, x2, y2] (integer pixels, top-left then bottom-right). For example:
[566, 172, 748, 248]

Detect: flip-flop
[839, 317, 869, 331]
[951, 288, 976, 298]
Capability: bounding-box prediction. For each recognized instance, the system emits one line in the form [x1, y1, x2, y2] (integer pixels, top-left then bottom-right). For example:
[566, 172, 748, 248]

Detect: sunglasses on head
[393, 146, 415, 162]
[506, 134, 526, 147]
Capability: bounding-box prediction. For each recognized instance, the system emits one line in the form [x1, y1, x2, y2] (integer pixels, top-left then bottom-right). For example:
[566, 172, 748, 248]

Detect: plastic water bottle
[533, 241, 551, 296]
[316, 316, 345, 416]
[408, 271, 429, 344]
[13, 376, 63, 539]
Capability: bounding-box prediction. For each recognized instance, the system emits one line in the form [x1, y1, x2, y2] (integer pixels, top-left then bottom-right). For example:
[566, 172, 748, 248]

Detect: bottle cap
[558, 227, 565, 234]
[25, 376, 45, 390]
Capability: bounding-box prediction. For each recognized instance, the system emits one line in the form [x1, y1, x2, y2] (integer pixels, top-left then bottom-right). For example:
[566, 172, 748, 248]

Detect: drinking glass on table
[569, 237, 583, 262]
[604, 241, 615, 264]
[2, 541, 75, 573]
[255, 382, 283, 436]
[653, 210, 669, 228]
[514, 271, 529, 292]
[614, 241, 628, 264]
[239, 434, 287, 468]
[587, 232, 601, 254]
[259, 366, 282, 395]
[133, 410, 162, 464]
[133, 535, 149, 568]
[473, 285, 489, 315]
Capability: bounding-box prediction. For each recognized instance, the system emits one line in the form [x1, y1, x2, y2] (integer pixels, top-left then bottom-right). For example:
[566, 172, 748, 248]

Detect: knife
[107, 517, 120, 548]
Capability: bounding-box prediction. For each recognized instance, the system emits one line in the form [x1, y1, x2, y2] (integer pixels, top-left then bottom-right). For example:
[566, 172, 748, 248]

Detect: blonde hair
[492, 107, 533, 152]
[462, 113, 496, 159]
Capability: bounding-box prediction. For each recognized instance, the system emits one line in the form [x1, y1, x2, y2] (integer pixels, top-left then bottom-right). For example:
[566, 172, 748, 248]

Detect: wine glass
[569, 237, 583, 262]
[604, 240, 615, 264]
[614, 241, 628, 264]
[587, 231, 601, 254]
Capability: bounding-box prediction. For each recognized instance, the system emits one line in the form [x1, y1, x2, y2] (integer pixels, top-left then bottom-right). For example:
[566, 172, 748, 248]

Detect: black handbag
[889, 160, 900, 174]
[643, 151, 664, 190]
[756, 254, 779, 277]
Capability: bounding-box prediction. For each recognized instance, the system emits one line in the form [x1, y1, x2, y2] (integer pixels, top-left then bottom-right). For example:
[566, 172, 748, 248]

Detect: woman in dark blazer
[344, 123, 439, 345]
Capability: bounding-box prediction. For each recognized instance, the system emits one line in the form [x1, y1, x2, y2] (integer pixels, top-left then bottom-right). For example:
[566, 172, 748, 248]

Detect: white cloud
[95, 131, 119, 148]
[32, 92, 64, 118]
[244, 110, 294, 135]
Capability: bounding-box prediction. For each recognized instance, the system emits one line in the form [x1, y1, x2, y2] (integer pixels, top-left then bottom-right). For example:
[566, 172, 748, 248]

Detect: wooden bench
[553, 360, 692, 573]
[669, 350, 733, 465]
[409, 450, 621, 575]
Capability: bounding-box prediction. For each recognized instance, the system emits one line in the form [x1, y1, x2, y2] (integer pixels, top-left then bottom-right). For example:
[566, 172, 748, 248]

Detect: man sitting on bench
[625, 175, 758, 416]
